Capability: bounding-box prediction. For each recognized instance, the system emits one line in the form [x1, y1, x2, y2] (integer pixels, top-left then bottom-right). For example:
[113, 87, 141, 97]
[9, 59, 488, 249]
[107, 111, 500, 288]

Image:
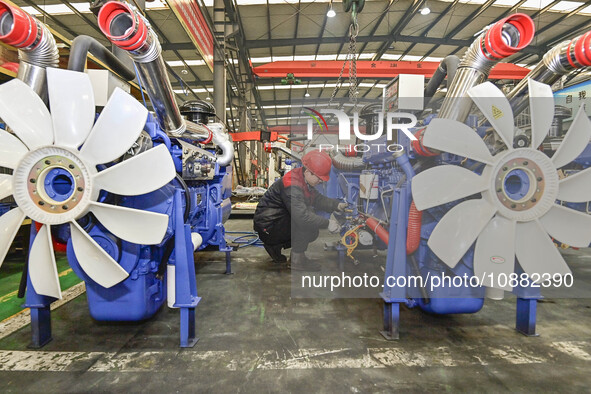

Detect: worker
[254, 150, 348, 270]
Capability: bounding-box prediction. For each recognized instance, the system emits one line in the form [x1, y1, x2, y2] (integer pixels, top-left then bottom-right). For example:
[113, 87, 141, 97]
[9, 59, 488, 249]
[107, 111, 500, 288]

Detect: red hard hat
[302, 150, 332, 181]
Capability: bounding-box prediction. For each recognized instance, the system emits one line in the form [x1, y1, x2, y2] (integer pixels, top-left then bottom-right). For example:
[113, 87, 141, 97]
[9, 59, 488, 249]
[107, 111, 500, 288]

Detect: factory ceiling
[11, 0, 591, 131]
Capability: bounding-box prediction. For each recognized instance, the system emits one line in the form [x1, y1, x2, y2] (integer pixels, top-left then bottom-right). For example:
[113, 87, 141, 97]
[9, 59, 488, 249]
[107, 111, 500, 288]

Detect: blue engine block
[27, 114, 232, 347]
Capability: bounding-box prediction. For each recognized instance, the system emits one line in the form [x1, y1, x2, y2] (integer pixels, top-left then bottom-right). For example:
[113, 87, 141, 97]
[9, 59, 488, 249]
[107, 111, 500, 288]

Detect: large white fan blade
[515, 220, 571, 279]
[552, 105, 591, 169]
[411, 165, 488, 211]
[0, 129, 28, 169]
[539, 204, 591, 248]
[427, 199, 497, 268]
[558, 167, 591, 202]
[0, 208, 26, 267]
[474, 216, 516, 291]
[89, 202, 169, 245]
[47, 68, 95, 149]
[70, 221, 129, 288]
[0, 79, 53, 150]
[0, 174, 12, 200]
[79, 88, 148, 166]
[422, 118, 494, 164]
[467, 82, 515, 149]
[528, 79, 554, 149]
[93, 144, 175, 196]
[29, 224, 61, 299]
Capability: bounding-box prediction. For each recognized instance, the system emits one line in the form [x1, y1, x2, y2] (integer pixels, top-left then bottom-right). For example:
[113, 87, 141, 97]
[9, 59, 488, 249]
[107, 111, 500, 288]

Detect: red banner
[166, 0, 214, 72]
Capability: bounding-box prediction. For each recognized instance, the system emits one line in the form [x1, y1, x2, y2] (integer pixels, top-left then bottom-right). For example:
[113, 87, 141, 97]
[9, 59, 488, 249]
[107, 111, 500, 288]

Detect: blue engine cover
[64, 114, 232, 322]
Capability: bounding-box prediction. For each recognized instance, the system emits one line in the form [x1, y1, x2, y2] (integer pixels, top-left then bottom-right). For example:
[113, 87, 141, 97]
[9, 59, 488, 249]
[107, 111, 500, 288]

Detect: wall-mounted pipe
[0, 1, 59, 100]
[439, 13, 535, 123]
[507, 30, 591, 116]
[67, 35, 136, 81]
[98, 1, 234, 166]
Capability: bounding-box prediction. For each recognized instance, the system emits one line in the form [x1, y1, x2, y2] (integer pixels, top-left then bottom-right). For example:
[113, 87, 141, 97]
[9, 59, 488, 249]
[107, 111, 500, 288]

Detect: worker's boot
[264, 243, 287, 264]
[289, 251, 321, 271]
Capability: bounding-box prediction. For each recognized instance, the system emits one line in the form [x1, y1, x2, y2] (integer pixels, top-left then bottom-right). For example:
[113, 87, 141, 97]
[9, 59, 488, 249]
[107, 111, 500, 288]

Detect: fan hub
[484, 148, 558, 221]
[12, 147, 97, 225]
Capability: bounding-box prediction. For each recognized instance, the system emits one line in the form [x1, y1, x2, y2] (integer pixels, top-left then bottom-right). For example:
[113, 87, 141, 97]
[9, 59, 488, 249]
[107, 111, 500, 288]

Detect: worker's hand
[328, 213, 341, 233]
[337, 202, 348, 212]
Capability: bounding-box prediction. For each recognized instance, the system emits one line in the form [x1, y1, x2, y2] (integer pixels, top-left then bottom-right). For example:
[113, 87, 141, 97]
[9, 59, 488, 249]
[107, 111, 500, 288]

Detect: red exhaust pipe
[567, 31, 591, 67]
[98, 1, 149, 52]
[0, 1, 40, 48]
[482, 13, 535, 60]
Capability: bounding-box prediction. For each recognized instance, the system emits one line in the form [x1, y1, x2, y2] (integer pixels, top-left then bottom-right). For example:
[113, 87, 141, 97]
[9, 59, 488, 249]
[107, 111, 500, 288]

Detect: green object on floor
[0, 253, 82, 322]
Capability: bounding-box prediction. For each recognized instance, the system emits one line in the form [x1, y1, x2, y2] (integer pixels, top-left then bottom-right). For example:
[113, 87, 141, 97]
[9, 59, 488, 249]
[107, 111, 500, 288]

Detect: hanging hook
[343, 0, 365, 26]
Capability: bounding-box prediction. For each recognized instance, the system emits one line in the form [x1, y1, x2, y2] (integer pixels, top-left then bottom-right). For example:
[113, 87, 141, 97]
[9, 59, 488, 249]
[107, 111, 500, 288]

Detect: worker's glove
[337, 202, 348, 212]
[328, 213, 341, 233]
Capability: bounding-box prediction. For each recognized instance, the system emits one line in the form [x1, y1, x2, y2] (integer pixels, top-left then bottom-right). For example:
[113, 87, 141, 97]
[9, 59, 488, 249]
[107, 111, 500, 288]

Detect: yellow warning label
[492, 105, 503, 119]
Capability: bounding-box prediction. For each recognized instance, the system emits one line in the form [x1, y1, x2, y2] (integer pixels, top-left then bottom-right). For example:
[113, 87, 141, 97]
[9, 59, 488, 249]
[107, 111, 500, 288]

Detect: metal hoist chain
[329, 20, 360, 111]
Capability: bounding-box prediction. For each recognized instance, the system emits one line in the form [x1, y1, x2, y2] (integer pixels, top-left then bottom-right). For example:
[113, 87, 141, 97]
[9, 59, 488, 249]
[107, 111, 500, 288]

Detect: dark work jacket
[253, 167, 340, 232]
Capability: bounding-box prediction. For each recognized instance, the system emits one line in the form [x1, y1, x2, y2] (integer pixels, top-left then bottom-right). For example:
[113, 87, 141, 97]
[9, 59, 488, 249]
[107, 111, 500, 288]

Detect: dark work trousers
[255, 215, 320, 253]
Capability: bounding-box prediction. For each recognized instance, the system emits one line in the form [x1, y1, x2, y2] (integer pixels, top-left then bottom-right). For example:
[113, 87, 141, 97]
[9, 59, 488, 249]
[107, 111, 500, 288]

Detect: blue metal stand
[382, 301, 401, 340]
[28, 306, 52, 348]
[172, 190, 201, 347]
[516, 298, 539, 336]
[380, 186, 409, 340]
[513, 267, 541, 337]
[24, 223, 54, 348]
[222, 247, 233, 275]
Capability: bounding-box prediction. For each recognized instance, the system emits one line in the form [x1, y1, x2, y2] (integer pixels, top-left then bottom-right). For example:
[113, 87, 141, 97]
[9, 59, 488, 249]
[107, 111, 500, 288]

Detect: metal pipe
[98, 2, 185, 135]
[507, 30, 591, 116]
[98, 1, 234, 165]
[439, 13, 535, 122]
[210, 124, 234, 166]
[0, 1, 59, 100]
[330, 151, 365, 171]
[67, 35, 136, 80]
[213, 0, 226, 123]
[423, 55, 460, 106]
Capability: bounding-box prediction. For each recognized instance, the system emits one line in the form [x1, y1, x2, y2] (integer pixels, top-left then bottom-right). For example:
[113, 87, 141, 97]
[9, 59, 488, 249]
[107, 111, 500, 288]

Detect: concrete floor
[0, 216, 591, 392]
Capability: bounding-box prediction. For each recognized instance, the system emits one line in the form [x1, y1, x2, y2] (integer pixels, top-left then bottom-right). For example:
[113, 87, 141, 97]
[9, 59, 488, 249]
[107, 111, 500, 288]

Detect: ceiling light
[420, 6, 431, 15]
[327, 1, 336, 17]
[305, 90, 311, 97]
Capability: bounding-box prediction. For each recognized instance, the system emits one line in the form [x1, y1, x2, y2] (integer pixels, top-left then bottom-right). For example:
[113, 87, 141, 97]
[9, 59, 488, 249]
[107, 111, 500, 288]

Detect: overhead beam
[373, 0, 428, 61]
[244, 35, 543, 55]
[252, 61, 531, 79]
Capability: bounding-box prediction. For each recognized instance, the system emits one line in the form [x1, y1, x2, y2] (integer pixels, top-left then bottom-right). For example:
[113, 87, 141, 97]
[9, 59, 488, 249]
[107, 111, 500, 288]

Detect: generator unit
[321, 13, 591, 338]
[0, 1, 233, 347]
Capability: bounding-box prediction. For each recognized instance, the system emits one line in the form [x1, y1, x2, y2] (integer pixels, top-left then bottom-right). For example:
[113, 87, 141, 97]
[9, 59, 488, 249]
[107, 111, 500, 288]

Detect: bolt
[77, 187, 83, 192]
[30, 179, 35, 183]
[511, 203, 516, 208]
[38, 201, 44, 206]
[531, 198, 537, 202]
[497, 188, 502, 193]
[44, 160, 50, 165]
[62, 205, 68, 210]
[69, 164, 75, 169]
[537, 177, 542, 182]
[523, 161, 528, 165]
[502, 166, 508, 171]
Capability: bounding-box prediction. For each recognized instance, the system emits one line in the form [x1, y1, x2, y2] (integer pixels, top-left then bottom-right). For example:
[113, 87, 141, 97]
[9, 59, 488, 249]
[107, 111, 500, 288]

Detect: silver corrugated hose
[98, 1, 234, 166]
[439, 13, 535, 122]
